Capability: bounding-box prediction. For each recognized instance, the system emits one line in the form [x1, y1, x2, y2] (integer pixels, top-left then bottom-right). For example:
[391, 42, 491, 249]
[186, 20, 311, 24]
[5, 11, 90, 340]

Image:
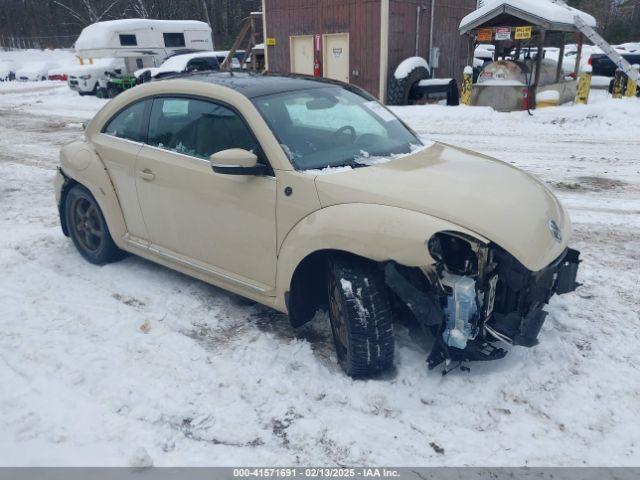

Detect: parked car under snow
[16, 61, 58, 81]
[0, 60, 16, 81]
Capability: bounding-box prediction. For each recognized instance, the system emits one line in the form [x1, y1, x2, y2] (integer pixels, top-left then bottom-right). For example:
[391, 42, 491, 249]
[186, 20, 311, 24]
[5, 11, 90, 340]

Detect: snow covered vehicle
[0, 60, 16, 81]
[73, 19, 214, 96]
[55, 73, 581, 377]
[67, 59, 126, 96]
[16, 61, 58, 81]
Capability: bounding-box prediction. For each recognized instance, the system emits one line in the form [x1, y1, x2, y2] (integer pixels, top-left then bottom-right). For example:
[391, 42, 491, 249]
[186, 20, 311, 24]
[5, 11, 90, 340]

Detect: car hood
[313, 142, 571, 272]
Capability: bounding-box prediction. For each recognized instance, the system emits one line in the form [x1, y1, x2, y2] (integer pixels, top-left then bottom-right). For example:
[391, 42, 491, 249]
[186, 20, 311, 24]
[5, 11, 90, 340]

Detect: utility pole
[200, 0, 214, 48]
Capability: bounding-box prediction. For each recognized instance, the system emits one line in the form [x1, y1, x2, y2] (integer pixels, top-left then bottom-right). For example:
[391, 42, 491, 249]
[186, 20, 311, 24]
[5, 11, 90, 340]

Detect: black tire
[387, 66, 430, 106]
[107, 85, 120, 99]
[64, 185, 122, 265]
[327, 254, 395, 377]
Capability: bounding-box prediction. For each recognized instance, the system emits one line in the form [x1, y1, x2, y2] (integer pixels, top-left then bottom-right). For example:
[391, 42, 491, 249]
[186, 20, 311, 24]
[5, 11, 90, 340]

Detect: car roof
[161, 71, 336, 99]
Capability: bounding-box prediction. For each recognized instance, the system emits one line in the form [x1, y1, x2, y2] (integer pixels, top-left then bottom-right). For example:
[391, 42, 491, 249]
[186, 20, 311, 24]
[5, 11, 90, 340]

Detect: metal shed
[261, 0, 476, 102]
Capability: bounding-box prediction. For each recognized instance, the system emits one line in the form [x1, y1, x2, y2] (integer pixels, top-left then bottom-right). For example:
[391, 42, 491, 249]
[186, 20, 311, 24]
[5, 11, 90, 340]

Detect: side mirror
[209, 149, 268, 176]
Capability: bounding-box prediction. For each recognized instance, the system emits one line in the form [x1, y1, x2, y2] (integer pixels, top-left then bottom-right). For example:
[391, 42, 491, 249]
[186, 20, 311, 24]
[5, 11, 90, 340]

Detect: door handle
[137, 169, 155, 181]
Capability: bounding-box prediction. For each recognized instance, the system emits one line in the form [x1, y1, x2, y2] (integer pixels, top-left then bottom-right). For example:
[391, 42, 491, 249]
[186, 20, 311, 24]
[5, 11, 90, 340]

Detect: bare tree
[53, 0, 122, 24]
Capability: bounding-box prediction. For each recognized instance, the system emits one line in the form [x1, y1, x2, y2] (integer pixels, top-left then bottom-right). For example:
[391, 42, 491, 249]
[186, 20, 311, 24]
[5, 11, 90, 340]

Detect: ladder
[553, 0, 639, 85]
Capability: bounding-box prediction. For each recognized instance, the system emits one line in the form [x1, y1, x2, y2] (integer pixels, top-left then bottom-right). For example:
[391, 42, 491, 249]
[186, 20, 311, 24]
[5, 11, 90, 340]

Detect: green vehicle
[96, 71, 137, 99]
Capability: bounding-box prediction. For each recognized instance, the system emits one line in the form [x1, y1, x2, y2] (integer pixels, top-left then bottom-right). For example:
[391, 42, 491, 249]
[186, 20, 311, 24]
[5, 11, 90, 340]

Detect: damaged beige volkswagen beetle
[55, 73, 580, 377]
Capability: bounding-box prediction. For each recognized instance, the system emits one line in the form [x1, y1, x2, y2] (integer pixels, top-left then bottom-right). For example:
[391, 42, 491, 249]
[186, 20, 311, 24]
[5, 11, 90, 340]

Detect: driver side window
[104, 99, 151, 143]
[147, 97, 259, 160]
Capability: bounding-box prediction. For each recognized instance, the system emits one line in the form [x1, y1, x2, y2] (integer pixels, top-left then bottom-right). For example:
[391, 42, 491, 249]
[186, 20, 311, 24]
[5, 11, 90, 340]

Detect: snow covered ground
[0, 83, 639, 467]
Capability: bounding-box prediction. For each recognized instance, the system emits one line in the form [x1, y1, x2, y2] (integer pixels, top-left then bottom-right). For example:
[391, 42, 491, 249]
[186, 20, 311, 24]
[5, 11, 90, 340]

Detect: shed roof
[459, 0, 596, 34]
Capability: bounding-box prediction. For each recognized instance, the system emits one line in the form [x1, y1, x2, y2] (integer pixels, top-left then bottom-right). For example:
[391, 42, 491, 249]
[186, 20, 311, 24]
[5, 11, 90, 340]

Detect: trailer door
[290, 35, 314, 75]
[323, 33, 349, 83]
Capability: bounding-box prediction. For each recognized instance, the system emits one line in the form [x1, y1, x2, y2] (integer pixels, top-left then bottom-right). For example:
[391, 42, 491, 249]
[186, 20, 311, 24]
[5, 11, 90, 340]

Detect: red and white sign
[495, 27, 511, 41]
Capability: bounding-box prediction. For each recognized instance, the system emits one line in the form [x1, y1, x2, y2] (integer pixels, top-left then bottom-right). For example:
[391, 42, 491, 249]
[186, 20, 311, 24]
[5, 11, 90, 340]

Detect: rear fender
[59, 140, 128, 248]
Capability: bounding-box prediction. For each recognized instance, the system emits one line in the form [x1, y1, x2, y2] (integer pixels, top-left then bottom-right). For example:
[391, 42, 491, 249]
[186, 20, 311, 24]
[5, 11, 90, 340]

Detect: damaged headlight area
[385, 231, 581, 372]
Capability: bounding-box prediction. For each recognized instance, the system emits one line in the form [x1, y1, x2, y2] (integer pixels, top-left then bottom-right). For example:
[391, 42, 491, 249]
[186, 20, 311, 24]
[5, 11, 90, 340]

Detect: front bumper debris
[385, 247, 581, 372]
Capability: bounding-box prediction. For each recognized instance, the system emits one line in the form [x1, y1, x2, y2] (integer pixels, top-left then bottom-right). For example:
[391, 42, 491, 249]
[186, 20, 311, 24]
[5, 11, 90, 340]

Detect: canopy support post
[574, 32, 583, 75]
[532, 29, 546, 109]
[556, 33, 566, 83]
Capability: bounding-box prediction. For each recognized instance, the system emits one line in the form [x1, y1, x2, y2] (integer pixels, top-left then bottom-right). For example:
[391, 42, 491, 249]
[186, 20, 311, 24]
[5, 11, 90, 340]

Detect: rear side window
[186, 57, 220, 72]
[147, 97, 258, 159]
[103, 100, 151, 142]
[163, 33, 186, 48]
[119, 34, 137, 46]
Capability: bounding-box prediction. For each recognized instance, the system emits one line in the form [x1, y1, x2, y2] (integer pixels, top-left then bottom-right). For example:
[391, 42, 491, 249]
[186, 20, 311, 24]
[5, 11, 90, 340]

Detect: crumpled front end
[385, 232, 581, 372]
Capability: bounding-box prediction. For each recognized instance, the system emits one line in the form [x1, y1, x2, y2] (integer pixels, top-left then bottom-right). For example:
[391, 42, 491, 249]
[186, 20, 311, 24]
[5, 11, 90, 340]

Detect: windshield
[252, 86, 423, 171]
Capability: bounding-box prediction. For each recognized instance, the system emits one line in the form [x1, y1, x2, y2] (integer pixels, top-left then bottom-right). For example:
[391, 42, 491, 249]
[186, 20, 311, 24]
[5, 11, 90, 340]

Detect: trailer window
[119, 34, 137, 46]
[163, 33, 186, 48]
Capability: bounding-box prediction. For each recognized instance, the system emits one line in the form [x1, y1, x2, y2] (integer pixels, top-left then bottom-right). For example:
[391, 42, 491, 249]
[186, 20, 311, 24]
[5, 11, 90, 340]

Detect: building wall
[388, 0, 475, 83]
[263, 0, 382, 98]
[429, 0, 476, 82]
[263, 0, 476, 99]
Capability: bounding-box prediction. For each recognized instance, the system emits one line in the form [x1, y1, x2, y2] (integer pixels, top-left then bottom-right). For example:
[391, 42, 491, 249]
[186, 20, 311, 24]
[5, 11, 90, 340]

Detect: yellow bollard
[612, 69, 624, 99]
[625, 64, 639, 98]
[575, 65, 592, 105]
[79, 57, 84, 65]
[461, 66, 473, 106]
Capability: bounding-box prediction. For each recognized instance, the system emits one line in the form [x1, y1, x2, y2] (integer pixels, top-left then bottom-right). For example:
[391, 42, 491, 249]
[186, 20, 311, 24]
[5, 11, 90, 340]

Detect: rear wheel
[65, 185, 122, 265]
[107, 84, 120, 98]
[327, 254, 395, 377]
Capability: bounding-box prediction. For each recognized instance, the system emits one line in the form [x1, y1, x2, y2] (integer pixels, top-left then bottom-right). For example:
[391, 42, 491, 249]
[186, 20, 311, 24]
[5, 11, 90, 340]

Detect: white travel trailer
[74, 19, 213, 73]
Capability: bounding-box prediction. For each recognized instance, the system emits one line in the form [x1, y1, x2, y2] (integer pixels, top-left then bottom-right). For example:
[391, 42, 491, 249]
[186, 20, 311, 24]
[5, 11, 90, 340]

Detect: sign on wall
[477, 29, 493, 42]
[514, 26, 533, 40]
[266, 37, 277, 46]
[495, 27, 512, 41]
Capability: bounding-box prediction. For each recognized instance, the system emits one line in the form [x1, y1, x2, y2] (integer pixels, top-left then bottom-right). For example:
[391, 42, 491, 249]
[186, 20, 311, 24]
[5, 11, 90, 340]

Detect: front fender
[59, 141, 128, 248]
[274, 203, 487, 311]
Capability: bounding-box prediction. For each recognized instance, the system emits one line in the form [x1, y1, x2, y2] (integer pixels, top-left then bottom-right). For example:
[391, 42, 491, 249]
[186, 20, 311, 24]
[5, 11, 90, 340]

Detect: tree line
[0, 0, 637, 51]
[0, 0, 261, 49]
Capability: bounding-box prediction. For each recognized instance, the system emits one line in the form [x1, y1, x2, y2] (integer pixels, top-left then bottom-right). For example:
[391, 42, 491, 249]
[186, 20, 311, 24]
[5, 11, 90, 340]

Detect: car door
[92, 98, 152, 242]
[134, 96, 277, 292]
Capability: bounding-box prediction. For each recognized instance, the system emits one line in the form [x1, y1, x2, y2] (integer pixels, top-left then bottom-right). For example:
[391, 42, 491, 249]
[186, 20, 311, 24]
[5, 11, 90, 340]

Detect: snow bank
[460, 0, 597, 31]
[0, 49, 81, 80]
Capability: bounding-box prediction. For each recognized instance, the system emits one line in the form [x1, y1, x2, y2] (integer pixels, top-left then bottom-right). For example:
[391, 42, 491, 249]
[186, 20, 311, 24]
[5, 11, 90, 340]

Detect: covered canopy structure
[459, 0, 597, 110]
[460, 0, 596, 34]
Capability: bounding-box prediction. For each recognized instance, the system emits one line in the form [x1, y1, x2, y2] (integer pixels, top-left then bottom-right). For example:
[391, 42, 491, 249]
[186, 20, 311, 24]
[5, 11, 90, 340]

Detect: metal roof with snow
[459, 0, 597, 34]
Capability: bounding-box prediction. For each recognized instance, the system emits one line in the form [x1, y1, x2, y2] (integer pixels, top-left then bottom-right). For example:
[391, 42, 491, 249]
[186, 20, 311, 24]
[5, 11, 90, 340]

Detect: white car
[68, 59, 125, 95]
[16, 61, 58, 81]
[151, 51, 223, 79]
[0, 60, 16, 81]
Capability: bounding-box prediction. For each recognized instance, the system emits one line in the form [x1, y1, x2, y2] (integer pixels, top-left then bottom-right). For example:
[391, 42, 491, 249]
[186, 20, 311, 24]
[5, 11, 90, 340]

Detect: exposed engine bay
[385, 231, 581, 372]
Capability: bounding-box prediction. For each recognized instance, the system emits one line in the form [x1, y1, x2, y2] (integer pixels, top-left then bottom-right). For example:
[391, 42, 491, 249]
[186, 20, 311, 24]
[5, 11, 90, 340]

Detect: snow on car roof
[460, 0, 596, 33]
[75, 19, 211, 52]
[154, 51, 218, 76]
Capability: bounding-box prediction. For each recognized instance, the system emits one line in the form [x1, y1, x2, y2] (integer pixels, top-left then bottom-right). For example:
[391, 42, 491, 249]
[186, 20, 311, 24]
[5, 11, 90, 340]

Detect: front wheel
[65, 185, 122, 265]
[327, 254, 395, 377]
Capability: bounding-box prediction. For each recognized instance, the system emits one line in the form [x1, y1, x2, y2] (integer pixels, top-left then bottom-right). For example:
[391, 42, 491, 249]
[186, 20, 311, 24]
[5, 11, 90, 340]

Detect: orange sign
[477, 29, 493, 42]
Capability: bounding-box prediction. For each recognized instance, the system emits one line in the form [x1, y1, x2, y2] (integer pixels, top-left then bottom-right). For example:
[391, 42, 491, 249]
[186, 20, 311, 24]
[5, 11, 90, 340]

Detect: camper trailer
[75, 19, 213, 73]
